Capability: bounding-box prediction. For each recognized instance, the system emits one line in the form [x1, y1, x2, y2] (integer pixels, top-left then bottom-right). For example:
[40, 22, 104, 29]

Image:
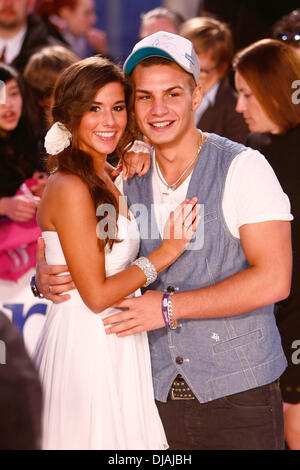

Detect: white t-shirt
[115, 146, 292, 239]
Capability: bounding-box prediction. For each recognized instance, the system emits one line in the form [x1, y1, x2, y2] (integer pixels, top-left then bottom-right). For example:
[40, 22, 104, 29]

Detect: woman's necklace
[155, 130, 203, 195]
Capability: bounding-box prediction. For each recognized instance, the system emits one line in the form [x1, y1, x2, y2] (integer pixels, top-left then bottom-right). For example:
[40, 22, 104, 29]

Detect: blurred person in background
[24, 44, 79, 161]
[0, 0, 57, 72]
[180, 16, 249, 143]
[36, 0, 108, 59]
[0, 63, 43, 219]
[24, 44, 78, 112]
[233, 38, 300, 450]
[197, 1, 300, 53]
[0, 64, 45, 281]
[272, 9, 300, 56]
[139, 7, 184, 40]
[0, 311, 42, 450]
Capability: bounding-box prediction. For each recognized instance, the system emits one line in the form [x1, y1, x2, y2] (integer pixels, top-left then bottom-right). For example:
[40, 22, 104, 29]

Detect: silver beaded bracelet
[132, 256, 158, 287]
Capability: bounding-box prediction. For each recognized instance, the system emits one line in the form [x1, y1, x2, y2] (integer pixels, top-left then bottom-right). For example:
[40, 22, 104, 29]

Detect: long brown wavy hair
[46, 55, 137, 249]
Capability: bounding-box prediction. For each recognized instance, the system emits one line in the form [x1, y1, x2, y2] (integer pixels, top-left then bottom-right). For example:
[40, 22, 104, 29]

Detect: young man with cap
[34, 32, 293, 450]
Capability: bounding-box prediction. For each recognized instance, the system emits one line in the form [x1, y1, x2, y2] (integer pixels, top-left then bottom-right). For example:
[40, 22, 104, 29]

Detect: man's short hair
[24, 45, 78, 102]
[180, 16, 233, 67]
[140, 7, 185, 35]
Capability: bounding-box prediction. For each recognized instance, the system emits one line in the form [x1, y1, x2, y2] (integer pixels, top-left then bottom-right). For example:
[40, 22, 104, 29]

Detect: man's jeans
[156, 380, 285, 450]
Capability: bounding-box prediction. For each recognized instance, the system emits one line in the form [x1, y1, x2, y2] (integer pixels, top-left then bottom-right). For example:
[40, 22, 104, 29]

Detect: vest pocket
[213, 329, 263, 354]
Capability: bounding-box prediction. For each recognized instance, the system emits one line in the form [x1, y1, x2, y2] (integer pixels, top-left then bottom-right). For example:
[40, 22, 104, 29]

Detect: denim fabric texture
[123, 134, 287, 404]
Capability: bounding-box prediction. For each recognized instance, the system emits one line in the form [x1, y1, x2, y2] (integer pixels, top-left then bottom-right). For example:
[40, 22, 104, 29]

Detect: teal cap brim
[124, 47, 175, 75]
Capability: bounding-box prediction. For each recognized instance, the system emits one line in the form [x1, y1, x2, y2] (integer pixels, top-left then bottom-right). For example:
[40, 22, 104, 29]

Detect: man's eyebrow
[135, 85, 184, 94]
[135, 89, 151, 94]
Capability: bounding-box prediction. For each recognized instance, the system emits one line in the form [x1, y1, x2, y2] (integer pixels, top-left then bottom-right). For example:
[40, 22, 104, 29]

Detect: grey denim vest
[123, 133, 287, 403]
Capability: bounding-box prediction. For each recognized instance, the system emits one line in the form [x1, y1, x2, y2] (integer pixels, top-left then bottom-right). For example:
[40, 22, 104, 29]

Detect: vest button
[176, 356, 184, 365]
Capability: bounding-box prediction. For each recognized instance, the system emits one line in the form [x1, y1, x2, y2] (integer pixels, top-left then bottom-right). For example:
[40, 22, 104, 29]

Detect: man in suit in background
[180, 16, 249, 144]
[0, 0, 57, 72]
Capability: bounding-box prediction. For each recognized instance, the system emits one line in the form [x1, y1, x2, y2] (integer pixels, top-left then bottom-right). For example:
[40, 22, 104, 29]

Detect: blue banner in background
[95, 0, 161, 65]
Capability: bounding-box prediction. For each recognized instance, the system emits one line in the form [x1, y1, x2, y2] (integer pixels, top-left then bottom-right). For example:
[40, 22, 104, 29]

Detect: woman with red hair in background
[233, 39, 300, 450]
[36, 0, 108, 58]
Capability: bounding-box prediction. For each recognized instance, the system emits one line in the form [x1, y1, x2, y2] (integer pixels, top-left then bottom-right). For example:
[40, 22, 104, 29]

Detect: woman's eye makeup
[113, 104, 126, 111]
[90, 105, 101, 112]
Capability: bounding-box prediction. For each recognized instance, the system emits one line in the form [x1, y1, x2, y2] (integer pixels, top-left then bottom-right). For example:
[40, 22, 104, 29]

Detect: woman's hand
[0, 195, 39, 222]
[121, 139, 151, 179]
[110, 154, 151, 180]
[161, 197, 200, 261]
[122, 149, 151, 180]
[108, 140, 152, 180]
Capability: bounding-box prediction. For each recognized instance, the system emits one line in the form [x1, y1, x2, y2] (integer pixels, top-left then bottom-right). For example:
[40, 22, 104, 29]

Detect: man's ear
[192, 83, 203, 111]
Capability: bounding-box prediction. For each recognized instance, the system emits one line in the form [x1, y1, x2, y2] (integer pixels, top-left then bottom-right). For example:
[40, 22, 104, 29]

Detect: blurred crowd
[0, 0, 299, 451]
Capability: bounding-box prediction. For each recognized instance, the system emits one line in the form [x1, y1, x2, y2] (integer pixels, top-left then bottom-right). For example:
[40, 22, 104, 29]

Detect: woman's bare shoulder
[46, 171, 92, 204]
[47, 171, 88, 191]
[37, 171, 92, 229]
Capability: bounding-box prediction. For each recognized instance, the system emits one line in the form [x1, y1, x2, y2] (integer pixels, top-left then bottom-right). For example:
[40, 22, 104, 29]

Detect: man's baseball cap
[124, 31, 200, 83]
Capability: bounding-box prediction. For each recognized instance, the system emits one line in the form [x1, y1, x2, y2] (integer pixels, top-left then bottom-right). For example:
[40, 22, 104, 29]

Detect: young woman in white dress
[34, 56, 198, 450]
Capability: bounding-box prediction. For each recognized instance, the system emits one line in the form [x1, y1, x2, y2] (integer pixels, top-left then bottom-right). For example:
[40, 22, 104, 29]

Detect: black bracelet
[30, 275, 44, 298]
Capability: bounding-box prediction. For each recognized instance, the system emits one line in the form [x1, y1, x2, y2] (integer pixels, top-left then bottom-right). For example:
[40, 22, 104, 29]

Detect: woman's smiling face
[0, 79, 23, 133]
[78, 81, 127, 159]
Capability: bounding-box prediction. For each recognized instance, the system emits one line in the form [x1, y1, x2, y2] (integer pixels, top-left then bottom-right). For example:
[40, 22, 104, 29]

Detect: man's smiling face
[132, 61, 201, 148]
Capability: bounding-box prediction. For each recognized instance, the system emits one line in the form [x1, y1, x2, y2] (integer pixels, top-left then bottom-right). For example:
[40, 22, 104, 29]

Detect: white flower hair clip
[44, 121, 72, 155]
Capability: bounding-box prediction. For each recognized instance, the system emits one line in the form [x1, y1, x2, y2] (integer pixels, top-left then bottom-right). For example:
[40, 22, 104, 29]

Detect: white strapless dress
[33, 215, 168, 450]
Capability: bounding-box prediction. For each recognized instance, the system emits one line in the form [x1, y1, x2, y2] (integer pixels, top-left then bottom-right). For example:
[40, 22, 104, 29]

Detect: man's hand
[102, 290, 165, 337]
[35, 237, 75, 303]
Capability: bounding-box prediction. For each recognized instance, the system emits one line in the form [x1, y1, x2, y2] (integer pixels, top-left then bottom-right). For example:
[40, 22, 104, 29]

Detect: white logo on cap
[185, 53, 194, 65]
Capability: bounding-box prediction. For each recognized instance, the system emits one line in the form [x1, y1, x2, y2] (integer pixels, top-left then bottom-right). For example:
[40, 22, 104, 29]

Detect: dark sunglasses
[276, 31, 300, 46]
